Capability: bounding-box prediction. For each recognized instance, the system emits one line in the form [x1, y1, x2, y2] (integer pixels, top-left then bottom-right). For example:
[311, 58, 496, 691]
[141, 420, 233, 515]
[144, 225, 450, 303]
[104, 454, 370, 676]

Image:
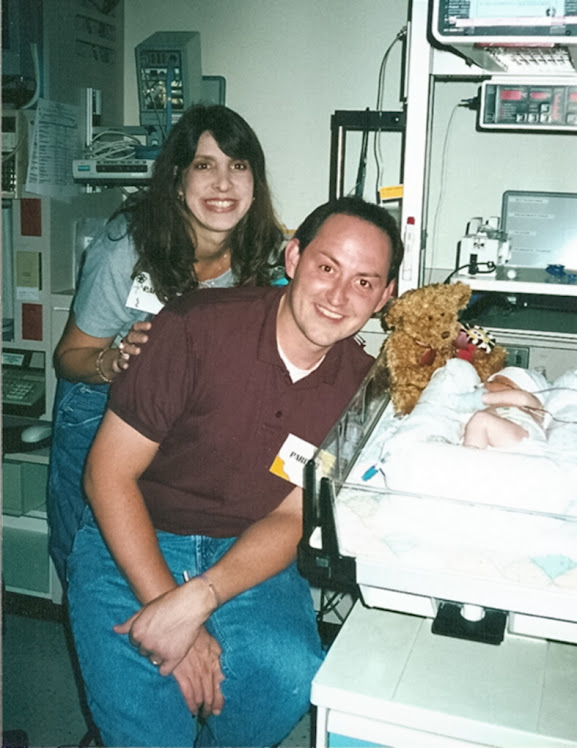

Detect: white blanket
[332, 360, 577, 596]
[376, 359, 577, 516]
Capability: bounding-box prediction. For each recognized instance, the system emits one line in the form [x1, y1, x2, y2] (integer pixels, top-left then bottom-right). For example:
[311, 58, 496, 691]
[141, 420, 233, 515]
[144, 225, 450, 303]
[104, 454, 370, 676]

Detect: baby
[379, 360, 576, 463]
[464, 367, 549, 450]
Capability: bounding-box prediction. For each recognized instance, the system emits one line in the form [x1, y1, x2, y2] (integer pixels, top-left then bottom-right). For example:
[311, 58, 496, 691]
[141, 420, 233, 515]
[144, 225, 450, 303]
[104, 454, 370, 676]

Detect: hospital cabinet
[1, 214, 120, 603]
[312, 602, 577, 748]
[2, 447, 62, 604]
[2, 0, 125, 604]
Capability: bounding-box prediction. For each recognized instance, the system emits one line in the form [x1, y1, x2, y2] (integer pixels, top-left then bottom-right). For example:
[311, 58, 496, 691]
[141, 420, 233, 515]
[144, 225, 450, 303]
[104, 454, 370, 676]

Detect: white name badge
[125, 272, 165, 315]
[270, 434, 317, 487]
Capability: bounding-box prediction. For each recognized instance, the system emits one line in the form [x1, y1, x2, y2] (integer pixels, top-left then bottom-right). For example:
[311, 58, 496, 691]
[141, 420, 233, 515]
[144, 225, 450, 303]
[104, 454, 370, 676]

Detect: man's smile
[315, 304, 344, 321]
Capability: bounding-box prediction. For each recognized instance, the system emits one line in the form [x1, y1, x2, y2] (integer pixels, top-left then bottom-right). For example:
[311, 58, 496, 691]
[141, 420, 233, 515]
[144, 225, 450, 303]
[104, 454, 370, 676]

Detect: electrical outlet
[506, 346, 530, 369]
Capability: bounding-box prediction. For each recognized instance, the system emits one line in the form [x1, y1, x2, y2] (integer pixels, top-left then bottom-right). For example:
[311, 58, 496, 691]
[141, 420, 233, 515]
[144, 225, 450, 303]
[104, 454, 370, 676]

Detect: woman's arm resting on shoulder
[55, 313, 153, 383]
[54, 312, 117, 383]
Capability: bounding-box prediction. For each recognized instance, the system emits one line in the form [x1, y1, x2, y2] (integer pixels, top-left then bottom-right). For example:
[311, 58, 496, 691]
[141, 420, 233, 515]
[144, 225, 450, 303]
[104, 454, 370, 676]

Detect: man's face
[279, 213, 395, 366]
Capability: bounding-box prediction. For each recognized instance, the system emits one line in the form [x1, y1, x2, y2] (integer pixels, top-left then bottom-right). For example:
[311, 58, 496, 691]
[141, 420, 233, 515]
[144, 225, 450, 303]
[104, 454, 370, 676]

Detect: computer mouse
[20, 423, 52, 444]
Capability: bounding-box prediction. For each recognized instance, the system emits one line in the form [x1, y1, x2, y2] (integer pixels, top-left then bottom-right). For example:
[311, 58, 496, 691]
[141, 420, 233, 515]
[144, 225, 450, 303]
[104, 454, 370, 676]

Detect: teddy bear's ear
[383, 297, 401, 330]
[450, 281, 472, 310]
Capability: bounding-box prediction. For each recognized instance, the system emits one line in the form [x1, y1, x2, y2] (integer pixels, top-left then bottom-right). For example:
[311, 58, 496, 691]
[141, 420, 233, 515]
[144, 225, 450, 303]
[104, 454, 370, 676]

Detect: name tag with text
[270, 434, 317, 487]
[125, 272, 164, 315]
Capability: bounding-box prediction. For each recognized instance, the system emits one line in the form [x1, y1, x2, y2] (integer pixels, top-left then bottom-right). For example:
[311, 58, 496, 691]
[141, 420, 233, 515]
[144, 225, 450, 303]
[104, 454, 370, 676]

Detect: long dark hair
[113, 105, 283, 303]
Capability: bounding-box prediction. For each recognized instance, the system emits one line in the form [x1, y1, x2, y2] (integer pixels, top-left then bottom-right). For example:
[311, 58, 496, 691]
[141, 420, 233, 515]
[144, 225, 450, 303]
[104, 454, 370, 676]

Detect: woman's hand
[117, 320, 152, 371]
[55, 315, 153, 384]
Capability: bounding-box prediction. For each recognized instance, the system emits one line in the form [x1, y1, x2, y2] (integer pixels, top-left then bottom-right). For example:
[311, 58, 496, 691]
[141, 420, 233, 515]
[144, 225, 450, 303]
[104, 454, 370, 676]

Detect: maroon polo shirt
[109, 286, 373, 537]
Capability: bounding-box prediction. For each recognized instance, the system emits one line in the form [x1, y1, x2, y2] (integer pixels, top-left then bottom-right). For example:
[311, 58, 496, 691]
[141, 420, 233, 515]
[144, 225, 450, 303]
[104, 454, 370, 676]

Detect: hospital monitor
[135, 31, 202, 140]
[432, 0, 577, 41]
[501, 190, 577, 269]
[431, 0, 577, 72]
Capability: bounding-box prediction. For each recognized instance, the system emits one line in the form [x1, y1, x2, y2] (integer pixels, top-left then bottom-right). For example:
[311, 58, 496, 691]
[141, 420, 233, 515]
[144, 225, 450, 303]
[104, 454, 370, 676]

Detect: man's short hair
[292, 196, 404, 283]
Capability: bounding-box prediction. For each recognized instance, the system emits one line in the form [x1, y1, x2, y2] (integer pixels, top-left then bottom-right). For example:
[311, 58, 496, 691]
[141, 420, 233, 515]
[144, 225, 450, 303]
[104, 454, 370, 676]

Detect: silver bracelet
[198, 572, 221, 608]
[182, 570, 221, 608]
[95, 346, 114, 383]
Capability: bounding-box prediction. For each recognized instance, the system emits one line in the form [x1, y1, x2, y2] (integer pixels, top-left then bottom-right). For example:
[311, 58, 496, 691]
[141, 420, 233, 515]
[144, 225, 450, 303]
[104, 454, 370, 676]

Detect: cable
[84, 129, 144, 161]
[141, 68, 170, 143]
[427, 95, 482, 283]
[164, 56, 177, 139]
[376, 26, 407, 111]
[443, 261, 496, 284]
[373, 26, 407, 200]
[21, 43, 41, 110]
[426, 100, 464, 284]
[1, 130, 26, 165]
[349, 122, 369, 198]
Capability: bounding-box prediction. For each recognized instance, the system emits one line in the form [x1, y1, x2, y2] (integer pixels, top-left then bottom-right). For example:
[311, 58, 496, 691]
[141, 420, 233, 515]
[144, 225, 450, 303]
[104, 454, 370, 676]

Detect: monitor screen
[501, 190, 577, 268]
[135, 32, 202, 139]
[433, 0, 577, 40]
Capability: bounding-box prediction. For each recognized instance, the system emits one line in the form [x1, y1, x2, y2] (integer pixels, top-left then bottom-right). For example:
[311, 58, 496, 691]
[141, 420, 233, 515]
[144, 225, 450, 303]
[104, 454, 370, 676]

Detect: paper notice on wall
[25, 98, 81, 200]
[16, 251, 41, 301]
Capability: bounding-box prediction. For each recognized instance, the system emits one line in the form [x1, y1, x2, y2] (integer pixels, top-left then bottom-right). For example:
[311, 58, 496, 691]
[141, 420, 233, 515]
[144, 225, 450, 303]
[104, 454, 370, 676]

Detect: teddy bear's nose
[441, 330, 450, 339]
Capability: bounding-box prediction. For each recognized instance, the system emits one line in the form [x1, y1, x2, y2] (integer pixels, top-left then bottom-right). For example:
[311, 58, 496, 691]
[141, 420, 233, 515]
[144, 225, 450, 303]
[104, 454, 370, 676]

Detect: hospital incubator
[298, 362, 577, 647]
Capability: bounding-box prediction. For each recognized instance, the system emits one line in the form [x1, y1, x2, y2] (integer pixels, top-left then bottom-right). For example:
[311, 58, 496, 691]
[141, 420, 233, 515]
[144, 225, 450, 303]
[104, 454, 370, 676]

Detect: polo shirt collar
[257, 288, 344, 387]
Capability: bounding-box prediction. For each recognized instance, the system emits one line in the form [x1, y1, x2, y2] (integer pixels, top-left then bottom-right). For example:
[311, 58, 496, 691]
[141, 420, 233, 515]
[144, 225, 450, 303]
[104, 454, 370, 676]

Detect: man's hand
[114, 577, 218, 675]
[172, 627, 225, 716]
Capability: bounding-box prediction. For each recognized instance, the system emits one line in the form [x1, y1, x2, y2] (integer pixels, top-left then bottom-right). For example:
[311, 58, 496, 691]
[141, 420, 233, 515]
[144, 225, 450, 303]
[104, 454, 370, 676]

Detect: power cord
[444, 259, 496, 284]
[84, 129, 144, 161]
[373, 25, 407, 199]
[427, 91, 481, 284]
[459, 95, 480, 110]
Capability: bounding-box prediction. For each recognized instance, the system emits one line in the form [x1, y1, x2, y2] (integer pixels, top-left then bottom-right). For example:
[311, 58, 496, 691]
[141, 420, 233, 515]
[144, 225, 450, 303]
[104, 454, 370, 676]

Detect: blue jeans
[47, 378, 109, 584]
[67, 509, 323, 747]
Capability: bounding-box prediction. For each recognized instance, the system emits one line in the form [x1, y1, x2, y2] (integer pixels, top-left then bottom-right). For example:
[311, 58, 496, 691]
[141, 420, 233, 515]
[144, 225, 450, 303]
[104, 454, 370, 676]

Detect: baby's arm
[482, 387, 544, 422]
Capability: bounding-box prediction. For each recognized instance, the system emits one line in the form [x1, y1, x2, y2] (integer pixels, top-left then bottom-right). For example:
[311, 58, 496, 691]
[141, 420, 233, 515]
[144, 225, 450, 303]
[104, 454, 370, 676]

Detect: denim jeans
[67, 509, 323, 747]
[47, 378, 109, 584]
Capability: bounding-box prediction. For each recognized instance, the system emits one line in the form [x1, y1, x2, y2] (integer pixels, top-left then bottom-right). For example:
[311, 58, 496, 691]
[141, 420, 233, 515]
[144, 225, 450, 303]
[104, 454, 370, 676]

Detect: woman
[48, 104, 284, 584]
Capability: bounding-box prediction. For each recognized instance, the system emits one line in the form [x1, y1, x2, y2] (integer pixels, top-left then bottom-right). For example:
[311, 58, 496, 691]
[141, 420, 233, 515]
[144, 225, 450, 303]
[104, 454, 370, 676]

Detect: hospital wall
[426, 80, 577, 278]
[123, 0, 577, 272]
[122, 0, 409, 232]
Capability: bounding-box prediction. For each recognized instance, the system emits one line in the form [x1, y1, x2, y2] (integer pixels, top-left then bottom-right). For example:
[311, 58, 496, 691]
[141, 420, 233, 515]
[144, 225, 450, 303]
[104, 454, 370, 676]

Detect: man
[67, 197, 403, 747]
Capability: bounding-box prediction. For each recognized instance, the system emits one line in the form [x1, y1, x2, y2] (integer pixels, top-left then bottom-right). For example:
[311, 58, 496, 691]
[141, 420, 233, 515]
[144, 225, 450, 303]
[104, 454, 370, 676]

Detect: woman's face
[181, 131, 254, 246]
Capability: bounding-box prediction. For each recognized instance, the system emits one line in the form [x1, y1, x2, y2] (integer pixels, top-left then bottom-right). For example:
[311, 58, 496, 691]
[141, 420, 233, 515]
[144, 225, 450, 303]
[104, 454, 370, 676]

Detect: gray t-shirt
[73, 212, 235, 341]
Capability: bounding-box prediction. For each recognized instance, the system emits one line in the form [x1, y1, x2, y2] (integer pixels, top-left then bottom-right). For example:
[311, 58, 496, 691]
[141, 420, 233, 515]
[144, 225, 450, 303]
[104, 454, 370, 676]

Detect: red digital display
[500, 90, 523, 101]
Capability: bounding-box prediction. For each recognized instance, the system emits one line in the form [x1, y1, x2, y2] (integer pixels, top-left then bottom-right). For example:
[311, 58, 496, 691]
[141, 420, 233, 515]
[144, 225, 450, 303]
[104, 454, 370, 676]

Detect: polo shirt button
[275, 410, 282, 418]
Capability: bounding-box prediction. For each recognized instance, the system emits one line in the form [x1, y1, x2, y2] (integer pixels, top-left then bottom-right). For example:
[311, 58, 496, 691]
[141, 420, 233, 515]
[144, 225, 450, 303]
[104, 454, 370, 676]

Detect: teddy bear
[372, 281, 508, 415]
